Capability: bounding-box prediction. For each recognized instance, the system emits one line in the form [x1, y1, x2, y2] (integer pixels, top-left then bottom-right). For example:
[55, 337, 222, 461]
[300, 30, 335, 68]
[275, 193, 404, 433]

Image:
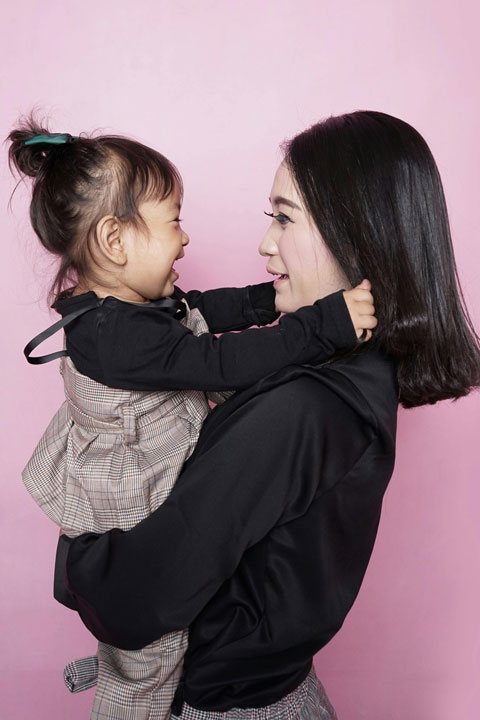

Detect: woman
[55, 111, 480, 718]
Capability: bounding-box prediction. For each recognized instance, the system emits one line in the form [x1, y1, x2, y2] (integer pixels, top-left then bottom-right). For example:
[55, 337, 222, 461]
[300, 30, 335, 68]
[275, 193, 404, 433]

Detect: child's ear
[95, 215, 127, 266]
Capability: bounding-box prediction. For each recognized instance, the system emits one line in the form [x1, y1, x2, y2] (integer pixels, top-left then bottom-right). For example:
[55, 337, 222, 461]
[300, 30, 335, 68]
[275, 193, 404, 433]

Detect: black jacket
[55, 342, 398, 712]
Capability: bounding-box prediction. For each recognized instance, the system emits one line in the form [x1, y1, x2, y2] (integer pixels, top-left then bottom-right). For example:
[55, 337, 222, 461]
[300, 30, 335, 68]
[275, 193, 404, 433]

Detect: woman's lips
[267, 267, 289, 288]
[273, 274, 289, 288]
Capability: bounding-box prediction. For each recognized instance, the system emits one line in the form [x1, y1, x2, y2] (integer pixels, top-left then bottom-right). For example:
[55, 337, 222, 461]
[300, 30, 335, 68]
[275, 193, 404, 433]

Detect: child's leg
[91, 629, 188, 720]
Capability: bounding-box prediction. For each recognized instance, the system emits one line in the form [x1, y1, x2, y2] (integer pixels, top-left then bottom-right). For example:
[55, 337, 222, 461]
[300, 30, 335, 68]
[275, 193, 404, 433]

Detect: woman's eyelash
[264, 211, 294, 225]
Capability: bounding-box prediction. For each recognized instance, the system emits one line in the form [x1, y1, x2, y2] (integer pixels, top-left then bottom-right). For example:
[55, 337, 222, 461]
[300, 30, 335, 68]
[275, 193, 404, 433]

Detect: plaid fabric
[171, 668, 338, 720]
[64, 654, 99, 693]
[23, 304, 212, 536]
[91, 630, 188, 720]
[23, 303, 222, 720]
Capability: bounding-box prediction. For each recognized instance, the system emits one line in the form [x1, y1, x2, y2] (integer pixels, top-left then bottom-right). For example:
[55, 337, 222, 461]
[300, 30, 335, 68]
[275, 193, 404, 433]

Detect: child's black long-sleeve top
[53, 282, 358, 391]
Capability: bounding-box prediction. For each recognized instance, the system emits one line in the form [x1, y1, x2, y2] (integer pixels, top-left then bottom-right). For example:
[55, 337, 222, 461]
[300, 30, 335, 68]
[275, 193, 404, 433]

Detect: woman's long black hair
[284, 110, 480, 408]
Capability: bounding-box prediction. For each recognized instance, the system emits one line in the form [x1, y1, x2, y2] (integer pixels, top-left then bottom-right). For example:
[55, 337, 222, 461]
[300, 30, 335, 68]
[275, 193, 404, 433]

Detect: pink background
[1, 1, 479, 718]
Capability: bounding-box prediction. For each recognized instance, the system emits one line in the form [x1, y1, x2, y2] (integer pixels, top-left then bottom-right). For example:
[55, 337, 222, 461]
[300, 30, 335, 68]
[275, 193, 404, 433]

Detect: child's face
[123, 185, 189, 301]
[259, 163, 349, 313]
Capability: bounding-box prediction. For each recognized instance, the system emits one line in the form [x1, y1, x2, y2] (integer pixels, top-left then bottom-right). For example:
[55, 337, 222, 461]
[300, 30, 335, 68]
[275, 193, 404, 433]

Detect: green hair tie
[24, 133, 74, 147]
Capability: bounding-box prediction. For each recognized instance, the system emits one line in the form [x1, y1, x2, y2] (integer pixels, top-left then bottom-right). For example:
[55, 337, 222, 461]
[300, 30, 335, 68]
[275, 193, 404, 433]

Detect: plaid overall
[171, 668, 337, 720]
[23, 303, 227, 720]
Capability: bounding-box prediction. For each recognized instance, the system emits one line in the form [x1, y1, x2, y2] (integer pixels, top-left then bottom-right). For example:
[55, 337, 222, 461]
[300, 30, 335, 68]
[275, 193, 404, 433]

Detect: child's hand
[343, 279, 377, 342]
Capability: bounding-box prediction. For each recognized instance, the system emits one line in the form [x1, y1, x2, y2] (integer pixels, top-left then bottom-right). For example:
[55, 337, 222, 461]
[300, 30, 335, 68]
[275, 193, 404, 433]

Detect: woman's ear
[94, 216, 127, 266]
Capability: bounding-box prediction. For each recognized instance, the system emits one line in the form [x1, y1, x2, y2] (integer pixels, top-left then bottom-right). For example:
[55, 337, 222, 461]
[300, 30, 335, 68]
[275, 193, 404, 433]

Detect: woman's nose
[258, 227, 277, 257]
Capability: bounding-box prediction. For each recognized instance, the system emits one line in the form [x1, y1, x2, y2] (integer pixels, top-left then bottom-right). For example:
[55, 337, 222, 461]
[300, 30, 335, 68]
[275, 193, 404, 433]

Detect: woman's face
[259, 163, 350, 313]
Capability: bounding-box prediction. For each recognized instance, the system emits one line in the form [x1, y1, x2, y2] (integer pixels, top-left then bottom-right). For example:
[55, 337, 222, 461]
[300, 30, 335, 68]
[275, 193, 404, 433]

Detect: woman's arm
[56, 374, 375, 650]
[175, 282, 279, 332]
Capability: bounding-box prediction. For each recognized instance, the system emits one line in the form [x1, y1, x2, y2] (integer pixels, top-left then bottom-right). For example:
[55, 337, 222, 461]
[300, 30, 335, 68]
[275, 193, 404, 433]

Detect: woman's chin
[275, 296, 298, 314]
[274, 284, 308, 314]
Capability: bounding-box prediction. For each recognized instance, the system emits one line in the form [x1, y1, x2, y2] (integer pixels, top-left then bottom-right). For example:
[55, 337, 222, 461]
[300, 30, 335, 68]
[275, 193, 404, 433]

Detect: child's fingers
[356, 278, 371, 291]
[354, 315, 377, 338]
[360, 315, 378, 328]
[350, 288, 374, 303]
[355, 326, 373, 340]
[355, 316, 378, 338]
[355, 300, 376, 315]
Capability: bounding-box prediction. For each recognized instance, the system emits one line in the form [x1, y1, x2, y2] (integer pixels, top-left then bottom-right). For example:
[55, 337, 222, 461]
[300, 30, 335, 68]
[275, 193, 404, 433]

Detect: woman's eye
[264, 211, 293, 225]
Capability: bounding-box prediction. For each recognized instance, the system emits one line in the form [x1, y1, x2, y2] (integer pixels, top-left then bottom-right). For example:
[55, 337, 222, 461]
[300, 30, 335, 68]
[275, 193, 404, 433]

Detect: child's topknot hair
[7, 113, 182, 303]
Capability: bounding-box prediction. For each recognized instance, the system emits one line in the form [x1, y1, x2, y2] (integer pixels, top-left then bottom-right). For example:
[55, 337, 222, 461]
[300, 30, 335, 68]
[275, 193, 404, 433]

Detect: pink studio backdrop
[1, 2, 479, 719]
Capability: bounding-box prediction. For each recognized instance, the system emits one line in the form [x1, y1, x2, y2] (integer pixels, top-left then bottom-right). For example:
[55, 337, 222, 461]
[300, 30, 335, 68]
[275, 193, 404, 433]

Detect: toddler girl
[8, 118, 376, 720]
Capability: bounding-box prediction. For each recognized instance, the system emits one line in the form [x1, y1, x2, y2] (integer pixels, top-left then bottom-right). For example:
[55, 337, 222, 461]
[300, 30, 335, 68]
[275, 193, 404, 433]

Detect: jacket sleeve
[93, 290, 358, 391]
[175, 282, 279, 332]
[55, 376, 374, 650]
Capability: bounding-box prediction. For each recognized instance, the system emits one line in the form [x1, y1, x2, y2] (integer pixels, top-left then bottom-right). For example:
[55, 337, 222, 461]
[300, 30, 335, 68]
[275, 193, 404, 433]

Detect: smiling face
[123, 184, 189, 301]
[259, 163, 350, 313]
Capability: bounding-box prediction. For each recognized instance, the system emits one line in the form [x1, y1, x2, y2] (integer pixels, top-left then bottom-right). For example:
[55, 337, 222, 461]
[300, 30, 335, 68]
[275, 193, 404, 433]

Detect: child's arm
[69, 285, 375, 392]
[174, 282, 278, 332]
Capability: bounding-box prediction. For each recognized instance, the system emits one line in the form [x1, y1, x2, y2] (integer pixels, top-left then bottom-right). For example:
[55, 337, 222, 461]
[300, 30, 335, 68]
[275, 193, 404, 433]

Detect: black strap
[24, 296, 187, 365]
[152, 297, 186, 319]
[24, 297, 104, 365]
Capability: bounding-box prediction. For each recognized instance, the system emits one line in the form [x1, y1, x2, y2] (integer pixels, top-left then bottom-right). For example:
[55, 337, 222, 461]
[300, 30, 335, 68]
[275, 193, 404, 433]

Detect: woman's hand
[343, 279, 377, 341]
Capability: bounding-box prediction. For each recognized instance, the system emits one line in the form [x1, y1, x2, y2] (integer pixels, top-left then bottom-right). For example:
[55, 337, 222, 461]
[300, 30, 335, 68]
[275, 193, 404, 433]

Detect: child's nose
[182, 231, 190, 246]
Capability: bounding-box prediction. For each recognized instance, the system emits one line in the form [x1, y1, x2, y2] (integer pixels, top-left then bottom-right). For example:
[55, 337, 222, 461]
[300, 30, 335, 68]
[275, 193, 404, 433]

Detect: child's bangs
[101, 137, 183, 224]
[135, 152, 183, 206]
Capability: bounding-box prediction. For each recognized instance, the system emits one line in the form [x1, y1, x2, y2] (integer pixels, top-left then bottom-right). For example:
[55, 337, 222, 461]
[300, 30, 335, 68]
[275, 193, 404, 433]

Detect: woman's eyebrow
[269, 195, 301, 210]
